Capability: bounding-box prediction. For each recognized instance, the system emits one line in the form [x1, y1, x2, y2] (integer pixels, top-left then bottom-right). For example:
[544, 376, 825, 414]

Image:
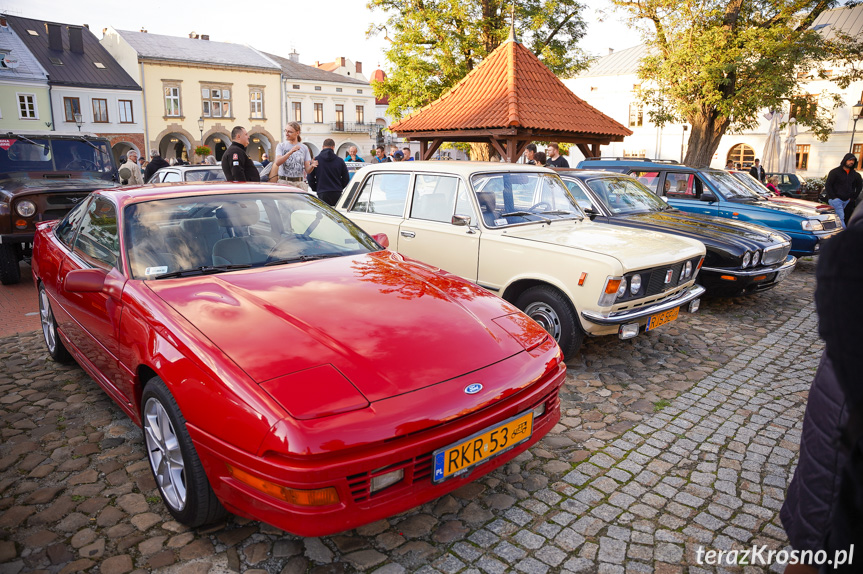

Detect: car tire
[39, 284, 73, 364]
[515, 285, 584, 360]
[0, 244, 21, 285]
[142, 376, 226, 527]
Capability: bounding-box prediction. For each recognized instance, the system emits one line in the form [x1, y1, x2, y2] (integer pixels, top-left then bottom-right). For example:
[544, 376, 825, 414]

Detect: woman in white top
[272, 122, 316, 190]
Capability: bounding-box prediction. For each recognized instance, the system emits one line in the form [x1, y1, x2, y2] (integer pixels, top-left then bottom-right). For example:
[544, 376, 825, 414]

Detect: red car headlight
[261, 364, 369, 420]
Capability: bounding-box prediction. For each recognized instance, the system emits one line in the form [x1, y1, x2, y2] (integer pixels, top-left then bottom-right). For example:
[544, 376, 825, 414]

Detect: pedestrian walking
[546, 143, 569, 168]
[221, 126, 261, 182]
[118, 150, 143, 186]
[308, 138, 350, 206]
[749, 159, 766, 182]
[824, 153, 862, 229]
[345, 146, 364, 162]
[144, 149, 169, 182]
[272, 122, 315, 190]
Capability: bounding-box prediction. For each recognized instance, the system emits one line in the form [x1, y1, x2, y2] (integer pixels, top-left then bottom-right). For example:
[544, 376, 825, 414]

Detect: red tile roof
[391, 39, 631, 139]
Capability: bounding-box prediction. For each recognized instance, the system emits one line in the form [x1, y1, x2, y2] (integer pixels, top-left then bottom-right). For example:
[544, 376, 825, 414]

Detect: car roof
[355, 160, 555, 177]
[578, 158, 703, 172]
[155, 165, 223, 172]
[96, 182, 309, 208]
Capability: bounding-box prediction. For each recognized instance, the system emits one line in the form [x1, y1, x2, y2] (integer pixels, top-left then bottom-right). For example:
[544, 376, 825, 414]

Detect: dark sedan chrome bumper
[701, 255, 796, 277]
[581, 284, 706, 326]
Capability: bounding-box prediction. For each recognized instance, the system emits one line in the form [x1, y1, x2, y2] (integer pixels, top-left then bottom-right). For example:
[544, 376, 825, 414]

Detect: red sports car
[32, 183, 565, 536]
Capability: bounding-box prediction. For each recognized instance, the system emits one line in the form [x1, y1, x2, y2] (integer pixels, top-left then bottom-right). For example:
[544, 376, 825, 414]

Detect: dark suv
[0, 132, 118, 284]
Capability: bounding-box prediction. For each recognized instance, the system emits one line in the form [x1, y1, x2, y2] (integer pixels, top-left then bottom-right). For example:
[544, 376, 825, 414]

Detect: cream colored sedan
[336, 162, 706, 358]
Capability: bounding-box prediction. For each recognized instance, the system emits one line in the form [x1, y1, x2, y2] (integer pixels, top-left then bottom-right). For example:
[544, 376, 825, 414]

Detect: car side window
[631, 171, 660, 194]
[74, 197, 119, 270]
[664, 173, 699, 200]
[162, 171, 181, 183]
[563, 180, 596, 211]
[454, 181, 477, 224]
[149, 172, 162, 183]
[350, 173, 410, 217]
[410, 175, 460, 223]
[55, 197, 91, 248]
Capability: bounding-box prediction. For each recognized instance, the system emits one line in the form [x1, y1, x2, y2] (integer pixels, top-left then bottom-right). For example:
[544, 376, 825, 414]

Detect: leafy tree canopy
[611, 0, 863, 166]
[367, 0, 591, 121]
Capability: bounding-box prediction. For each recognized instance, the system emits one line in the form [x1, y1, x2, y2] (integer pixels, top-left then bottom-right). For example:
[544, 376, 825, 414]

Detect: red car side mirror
[372, 233, 390, 249]
[65, 269, 107, 293]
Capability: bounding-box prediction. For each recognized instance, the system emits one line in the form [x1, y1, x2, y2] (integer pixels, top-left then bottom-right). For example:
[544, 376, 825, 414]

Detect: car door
[58, 196, 132, 403]
[397, 174, 481, 282]
[659, 172, 717, 216]
[342, 172, 411, 248]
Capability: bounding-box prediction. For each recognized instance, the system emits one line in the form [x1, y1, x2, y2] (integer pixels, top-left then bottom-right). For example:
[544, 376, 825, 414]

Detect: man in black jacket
[308, 139, 349, 206]
[221, 126, 260, 182]
[824, 153, 862, 229]
[144, 149, 169, 182]
[748, 159, 765, 182]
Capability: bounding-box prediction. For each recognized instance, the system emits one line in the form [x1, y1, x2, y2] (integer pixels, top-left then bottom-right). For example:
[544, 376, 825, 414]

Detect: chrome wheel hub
[143, 398, 186, 511]
[525, 302, 562, 341]
[39, 289, 57, 353]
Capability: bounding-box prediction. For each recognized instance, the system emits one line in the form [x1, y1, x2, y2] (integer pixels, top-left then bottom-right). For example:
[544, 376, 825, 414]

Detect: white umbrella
[779, 118, 798, 173]
[762, 111, 783, 172]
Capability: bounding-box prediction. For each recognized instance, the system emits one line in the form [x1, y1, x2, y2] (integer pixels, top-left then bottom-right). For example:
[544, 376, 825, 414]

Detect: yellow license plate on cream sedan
[433, 411, 533, 483]
[645, 307, 679, 331]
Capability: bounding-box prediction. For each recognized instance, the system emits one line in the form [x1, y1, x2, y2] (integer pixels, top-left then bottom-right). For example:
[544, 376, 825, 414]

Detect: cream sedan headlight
[617, 277, 628, 299]
[630, 274, 642, 295]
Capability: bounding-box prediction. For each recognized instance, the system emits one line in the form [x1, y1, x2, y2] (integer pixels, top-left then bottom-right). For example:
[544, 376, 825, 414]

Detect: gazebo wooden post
[507, 138, 518, 163]
[488, 138, 509, 161]
[591, 143, 600, 157]
[419, 139, 429, 160]
[576, 144, 594, 158]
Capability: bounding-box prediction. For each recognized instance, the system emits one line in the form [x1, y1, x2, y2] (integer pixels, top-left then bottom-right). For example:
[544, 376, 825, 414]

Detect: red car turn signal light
[226, 465, 340, 506]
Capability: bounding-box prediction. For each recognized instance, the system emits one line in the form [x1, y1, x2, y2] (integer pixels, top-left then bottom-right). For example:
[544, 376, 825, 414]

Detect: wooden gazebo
[390, 34, 632, 161]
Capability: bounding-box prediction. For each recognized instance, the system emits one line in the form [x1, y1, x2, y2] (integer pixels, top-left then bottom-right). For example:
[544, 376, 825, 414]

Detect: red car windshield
[124, 192, 381, 280]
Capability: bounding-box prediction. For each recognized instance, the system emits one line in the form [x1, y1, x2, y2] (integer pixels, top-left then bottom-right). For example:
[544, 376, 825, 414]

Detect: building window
[628, 103, 643, 127]
[623, 150, 646, 158]
[292, 84, 300, 90]
[356, 105, 364, 124]
[164, 85, 181, 117]
[250, 89, 263, 119]
[727, 143, 755, 168]
[118, 100, 134, 123]
[357, 89, 362, 94]
[314, 86, 322, 91]
[853, 143, 862, 156]
[336, 87, 342, 93]
[92, 98, 109, 123]
[796, 144, 810, 170]
[18, 94, 38, 119]
[292, 102, 302, 123]
[335, 104, 344, 130]
[790, 95, 817, 119]
[201, 85, 231, 118]
[64, 97, 80, 122]
[314, 103, 323, 123]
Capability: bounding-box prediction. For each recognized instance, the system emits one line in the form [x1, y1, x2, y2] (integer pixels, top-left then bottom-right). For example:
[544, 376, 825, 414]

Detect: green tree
[611, 0, 863, 166]
[367, 0, 590, 121]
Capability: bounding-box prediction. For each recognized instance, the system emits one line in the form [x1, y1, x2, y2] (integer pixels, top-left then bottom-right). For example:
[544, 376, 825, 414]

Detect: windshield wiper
[264, 253, 342, 266]
[154, 264, 251, 279]
[500, 211, 551, 223]
[540, 210, 579, 216]
[10, 133, 49, 153]
[71, 136, 103, 153]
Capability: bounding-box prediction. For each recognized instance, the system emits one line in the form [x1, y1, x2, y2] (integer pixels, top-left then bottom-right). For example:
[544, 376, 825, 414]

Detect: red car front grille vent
[346, 453, 434, 503]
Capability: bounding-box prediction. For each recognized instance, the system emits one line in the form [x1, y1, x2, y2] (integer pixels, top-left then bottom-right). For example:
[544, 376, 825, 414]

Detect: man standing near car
[546, 143, 570, 168]
[119, 150, 143, 186]
[749, 159, 766, 182]
[825, 153, 862, 229]
[144, 149, 169, 182]
[308, 139, 349, 206]
[221, 126, 261, 182]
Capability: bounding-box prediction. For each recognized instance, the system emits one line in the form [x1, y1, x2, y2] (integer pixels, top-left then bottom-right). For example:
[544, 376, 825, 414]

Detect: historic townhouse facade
[266, 51, 376, 159]
[0, 16, 51, 133]
[564, 5, 863, 177]
[101, 29, 281, 163]
[6, 15, 143, 160]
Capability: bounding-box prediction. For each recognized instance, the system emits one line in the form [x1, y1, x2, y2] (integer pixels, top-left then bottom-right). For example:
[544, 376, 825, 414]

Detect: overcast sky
[4, 0, 639, 76]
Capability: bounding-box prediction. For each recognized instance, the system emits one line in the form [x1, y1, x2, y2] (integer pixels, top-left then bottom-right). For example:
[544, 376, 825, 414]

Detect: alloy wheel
[525, 301, 562, 341]
[39, 289, 57, 354]
[144, 397, 187, 511]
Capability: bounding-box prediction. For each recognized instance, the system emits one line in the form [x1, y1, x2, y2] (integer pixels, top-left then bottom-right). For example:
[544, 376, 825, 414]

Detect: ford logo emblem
[465, 383, 483, 395]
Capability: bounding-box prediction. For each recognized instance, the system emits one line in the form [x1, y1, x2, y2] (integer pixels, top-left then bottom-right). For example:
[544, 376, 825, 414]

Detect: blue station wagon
[576, 159, 841, 256]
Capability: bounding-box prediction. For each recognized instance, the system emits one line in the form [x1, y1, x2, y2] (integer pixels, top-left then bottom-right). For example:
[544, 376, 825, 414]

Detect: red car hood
[146, 251, 529, 402]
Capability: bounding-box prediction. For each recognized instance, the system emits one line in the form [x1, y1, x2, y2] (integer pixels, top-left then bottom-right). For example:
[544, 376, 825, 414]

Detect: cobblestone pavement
[0, 260, 820, 574]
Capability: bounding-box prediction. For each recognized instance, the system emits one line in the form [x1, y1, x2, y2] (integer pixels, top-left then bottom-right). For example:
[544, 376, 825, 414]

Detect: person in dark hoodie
[308, 139, 349, 206]
[221, 126, 260, 182]
[824, 153, 862, 229]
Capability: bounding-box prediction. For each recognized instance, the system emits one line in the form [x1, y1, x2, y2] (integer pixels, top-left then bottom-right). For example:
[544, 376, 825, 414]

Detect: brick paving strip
[0, 260, 818, 574]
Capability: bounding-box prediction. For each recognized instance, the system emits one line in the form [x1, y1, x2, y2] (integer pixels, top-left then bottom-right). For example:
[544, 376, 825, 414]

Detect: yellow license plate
[646, 307, 679, 331]
[433, 411, 534, 482]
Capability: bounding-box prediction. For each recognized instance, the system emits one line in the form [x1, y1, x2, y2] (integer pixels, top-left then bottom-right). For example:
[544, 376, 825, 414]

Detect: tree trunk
[683, 109, 731, 167]
[469, 142, 496, 161]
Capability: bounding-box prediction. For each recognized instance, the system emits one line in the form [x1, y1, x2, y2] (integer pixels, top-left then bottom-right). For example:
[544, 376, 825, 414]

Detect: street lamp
[849, 101, 863, 153]
[198, 117, 205, 146]
[73, 112, 83, 131]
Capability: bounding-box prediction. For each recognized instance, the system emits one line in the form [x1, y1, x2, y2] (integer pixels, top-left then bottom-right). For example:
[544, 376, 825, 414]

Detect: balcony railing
[330, 122, 375, 134]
